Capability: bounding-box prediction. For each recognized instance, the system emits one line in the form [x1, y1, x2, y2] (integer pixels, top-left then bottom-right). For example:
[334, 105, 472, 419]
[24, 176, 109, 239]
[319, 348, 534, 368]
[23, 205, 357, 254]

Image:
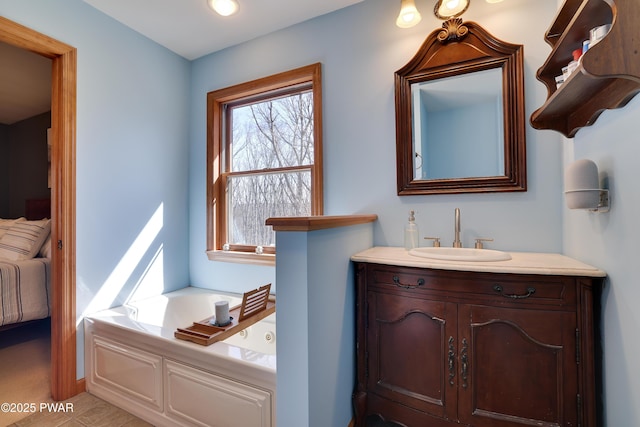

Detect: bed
[0, 257, 51, 328]
[0, 199, 52, 330]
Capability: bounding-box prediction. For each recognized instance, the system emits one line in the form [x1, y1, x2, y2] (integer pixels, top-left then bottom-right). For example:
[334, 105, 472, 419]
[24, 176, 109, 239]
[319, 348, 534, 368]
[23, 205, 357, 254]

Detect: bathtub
[84, 287, 276, 427]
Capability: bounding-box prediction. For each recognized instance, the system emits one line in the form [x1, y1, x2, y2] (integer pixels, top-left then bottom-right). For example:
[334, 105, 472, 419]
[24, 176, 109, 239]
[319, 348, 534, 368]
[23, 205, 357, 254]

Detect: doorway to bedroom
[0, 16, 79, 403]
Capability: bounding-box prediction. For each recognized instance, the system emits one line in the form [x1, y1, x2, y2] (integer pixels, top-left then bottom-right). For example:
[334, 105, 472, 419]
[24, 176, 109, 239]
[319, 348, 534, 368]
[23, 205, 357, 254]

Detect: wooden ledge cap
[266, 215, 377, 232]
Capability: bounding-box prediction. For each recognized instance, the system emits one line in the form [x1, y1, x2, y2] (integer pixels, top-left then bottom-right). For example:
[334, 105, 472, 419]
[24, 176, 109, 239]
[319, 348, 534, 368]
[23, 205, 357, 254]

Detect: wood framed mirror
[395, 18, 526, 195]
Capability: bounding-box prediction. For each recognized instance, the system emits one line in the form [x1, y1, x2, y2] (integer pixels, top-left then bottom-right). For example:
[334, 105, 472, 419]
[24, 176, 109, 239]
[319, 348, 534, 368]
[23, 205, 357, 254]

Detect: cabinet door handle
[460, 338, 468, 389]
[392, 276, 425, 289]
[493, 284, 536, 299]
[448, 336, 455, 386]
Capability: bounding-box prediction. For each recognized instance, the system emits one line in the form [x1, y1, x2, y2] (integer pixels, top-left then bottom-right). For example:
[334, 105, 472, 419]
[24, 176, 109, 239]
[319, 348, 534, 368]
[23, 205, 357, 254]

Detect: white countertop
[351, 247, 606, 277]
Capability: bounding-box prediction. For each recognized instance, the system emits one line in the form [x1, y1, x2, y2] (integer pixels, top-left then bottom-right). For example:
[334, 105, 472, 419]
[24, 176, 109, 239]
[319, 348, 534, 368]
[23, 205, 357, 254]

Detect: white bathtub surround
[84, 287, 276, 427]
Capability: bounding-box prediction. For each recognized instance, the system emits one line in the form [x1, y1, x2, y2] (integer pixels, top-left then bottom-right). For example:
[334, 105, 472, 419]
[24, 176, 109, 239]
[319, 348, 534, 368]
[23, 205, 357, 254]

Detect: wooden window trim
[206, 63, 323, 263]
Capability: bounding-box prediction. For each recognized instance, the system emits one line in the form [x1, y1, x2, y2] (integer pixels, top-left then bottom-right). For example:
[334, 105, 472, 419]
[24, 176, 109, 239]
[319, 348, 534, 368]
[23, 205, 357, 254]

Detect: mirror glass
[412, 68, 504, 180]
[395, 19, 526, 195]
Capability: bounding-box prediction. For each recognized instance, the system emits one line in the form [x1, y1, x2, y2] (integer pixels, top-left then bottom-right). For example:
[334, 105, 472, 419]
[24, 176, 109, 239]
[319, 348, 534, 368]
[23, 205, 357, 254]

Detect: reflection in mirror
[395, 18, 526, 195]
[412, 68, 504, 180]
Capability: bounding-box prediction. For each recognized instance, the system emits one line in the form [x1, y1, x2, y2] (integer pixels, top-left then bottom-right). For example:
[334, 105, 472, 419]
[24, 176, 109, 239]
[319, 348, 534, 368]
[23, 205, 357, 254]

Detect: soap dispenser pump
[404, 210, 419, 250]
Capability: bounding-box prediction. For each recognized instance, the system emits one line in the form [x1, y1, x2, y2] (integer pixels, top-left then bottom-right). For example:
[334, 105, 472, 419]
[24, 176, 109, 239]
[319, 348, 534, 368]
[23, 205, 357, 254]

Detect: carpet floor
[0, 319, 53, 426]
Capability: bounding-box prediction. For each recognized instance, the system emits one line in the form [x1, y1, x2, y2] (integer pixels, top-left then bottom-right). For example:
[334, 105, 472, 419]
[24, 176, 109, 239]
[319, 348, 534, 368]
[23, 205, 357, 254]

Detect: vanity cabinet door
[457, 304, 578, 427]
[367, 290, 457, 422]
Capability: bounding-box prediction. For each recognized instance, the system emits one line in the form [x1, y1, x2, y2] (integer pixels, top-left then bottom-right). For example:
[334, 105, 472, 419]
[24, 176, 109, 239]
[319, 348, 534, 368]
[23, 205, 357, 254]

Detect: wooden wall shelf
[265, 215, 377, 232]
[531, 0, 640, 138]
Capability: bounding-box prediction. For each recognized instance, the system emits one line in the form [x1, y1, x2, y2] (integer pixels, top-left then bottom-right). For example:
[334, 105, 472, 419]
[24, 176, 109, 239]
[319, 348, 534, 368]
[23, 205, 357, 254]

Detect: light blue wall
[0, 0, 191, 377]
[271, 231, 309, 425]
[189, 0, 561, 292]
[188, 43, 278, 293]
[190, 0, 640, 424]
[275, 223, 374, 426]
[563, 95, 640, 426]
[4, 0, 636, 425]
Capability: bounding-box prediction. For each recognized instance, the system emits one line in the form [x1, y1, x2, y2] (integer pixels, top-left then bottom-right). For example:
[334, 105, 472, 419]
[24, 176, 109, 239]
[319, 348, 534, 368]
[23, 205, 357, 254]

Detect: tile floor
[7, 392, 152, 427]
[1, 320, 150, 427]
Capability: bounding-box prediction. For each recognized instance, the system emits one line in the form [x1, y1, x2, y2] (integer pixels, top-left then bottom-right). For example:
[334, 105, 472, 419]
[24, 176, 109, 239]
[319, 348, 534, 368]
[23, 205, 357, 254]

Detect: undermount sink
[409, 247, 512, 262]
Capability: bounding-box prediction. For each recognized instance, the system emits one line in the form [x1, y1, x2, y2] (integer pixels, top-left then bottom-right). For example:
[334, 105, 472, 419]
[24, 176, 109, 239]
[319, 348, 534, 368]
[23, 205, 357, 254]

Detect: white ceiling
[81, 0, 365, 60]
[1, 0, 364, 125]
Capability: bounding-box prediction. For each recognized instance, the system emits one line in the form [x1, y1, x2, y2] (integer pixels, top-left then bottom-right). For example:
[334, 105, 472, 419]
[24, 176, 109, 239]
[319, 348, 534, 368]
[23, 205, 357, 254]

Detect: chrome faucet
[453, 208, 462, 248]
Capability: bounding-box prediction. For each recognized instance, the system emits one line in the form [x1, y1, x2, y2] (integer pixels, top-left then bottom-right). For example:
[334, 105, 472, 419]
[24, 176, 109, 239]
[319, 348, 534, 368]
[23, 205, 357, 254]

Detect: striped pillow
[0, 219, 51, 261]
[0, 217, 25, 239]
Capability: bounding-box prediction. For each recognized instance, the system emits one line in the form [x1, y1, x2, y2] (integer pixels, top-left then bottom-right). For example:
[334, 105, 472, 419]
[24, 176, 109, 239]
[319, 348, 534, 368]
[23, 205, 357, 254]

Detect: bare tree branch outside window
[228, 91, 314, 247]
[207, 63, 323, 260]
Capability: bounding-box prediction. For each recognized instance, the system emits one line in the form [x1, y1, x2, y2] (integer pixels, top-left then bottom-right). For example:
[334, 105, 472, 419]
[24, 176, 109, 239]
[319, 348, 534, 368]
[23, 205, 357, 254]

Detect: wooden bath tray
[174, 284, 275, 346]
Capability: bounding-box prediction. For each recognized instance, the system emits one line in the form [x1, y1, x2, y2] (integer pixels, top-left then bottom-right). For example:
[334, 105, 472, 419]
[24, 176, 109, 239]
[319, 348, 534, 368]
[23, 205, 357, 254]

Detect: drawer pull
[392, 276, 425, 289]
[460, 338, 468, 389]
[493, 284, 536, 299]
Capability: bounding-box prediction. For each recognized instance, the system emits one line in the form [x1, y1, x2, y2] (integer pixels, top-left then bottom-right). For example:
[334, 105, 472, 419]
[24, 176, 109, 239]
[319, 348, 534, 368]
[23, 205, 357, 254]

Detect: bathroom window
[206, 63, 323, 264]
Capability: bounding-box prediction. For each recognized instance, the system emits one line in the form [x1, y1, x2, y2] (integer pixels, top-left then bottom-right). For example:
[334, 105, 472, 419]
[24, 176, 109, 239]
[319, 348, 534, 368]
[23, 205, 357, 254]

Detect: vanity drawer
[371, 267, 437, 290]
[471, 275, 576, 307]
[368, 265, 576, 307]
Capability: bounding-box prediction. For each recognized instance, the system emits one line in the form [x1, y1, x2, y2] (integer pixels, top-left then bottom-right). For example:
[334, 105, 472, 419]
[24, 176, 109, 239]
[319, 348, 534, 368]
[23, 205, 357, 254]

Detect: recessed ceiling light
[207, 0, 239, 17]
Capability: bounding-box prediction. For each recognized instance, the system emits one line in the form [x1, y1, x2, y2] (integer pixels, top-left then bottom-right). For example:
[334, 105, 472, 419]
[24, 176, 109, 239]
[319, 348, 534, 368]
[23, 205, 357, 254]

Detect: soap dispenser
[404, 210, 419, 250]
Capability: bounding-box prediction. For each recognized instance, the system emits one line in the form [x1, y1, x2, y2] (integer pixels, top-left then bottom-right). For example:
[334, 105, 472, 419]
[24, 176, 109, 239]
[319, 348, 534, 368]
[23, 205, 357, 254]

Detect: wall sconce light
[565, 159, 610, 212]
[396, 0, 502, 28]
[434, 0, 470, 19]
[207, 0, 239, 16]
[396, 0, 422, 28]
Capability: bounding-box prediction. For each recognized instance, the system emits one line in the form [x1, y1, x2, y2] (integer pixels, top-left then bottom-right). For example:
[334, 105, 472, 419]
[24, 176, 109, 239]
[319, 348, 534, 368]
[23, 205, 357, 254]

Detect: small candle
[215, 301, 230, 326]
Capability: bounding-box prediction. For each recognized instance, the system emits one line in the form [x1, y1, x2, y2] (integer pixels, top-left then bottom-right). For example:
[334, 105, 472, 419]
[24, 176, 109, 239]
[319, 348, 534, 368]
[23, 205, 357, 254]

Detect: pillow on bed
[39, 234, 52, 258]
[0, 217, 26, 239]
[0, 218, 51, 261]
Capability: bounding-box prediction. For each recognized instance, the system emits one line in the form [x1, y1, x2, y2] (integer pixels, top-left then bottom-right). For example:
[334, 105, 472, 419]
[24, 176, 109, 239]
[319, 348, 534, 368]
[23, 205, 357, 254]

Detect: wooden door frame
[0, 17, 81, 400]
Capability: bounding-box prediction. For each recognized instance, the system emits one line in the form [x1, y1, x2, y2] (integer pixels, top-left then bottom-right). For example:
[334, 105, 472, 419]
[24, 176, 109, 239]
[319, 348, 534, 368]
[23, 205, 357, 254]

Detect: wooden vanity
[351, 247, 605, 427]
